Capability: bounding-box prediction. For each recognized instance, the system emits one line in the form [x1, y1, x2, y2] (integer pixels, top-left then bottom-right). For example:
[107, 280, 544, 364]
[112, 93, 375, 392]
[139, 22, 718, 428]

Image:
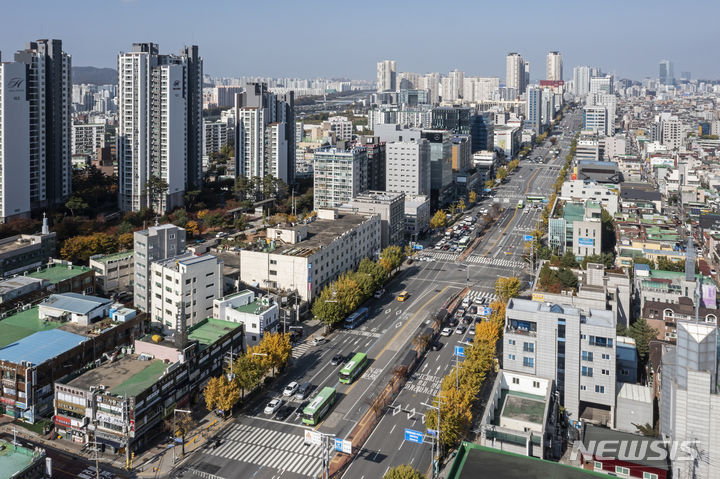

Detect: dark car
[331, 354, 344, 366]
[431, 342, 442, 351]
[462, 315, 473, 325]
[275, 406, 294, 421]
[448, 318, 459, 328]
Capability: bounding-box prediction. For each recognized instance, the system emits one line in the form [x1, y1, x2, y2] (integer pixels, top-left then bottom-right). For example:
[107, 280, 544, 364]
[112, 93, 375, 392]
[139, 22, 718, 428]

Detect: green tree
[144, 174, 169, 212]
[494, 277, 521, 303]
[65, 196, 89, 217]
[357, 257, 387, 289]
[234, 176, 253, 201]
[184, 190, 201, 211]
[560, 250, 579, 268]
[627, 318, 659, 362]
[351, 271, 375, 298]
[231, 353, 264, 398]
[557, 268, 578, 290]
[379, 245, 404, 273]
[430, 210, 447, 229]
[383, 464, 425, 479]
[252, 332, 292, 376]
[601, 208, 617, 253]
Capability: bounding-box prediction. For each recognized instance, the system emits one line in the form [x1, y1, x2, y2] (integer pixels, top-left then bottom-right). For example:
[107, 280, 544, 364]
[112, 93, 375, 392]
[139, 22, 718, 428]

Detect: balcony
[506, 327, 537, 337]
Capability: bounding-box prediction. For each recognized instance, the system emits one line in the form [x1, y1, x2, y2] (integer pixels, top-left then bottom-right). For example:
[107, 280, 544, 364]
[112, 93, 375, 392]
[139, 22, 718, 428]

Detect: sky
[2, 0, 718, 81]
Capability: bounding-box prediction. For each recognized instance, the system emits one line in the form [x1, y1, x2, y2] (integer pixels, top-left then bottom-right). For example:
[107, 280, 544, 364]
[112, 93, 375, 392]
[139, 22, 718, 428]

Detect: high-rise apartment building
[313, 148, 367, 210]
[356, 136, 386, 191]
[0, 61, 31, 221]
[233, 82, 295, 184]
[658, 60, 674, 86]
[546, 51, 563, 81]
[71, 123, 106, 160]
[13, 40, 72, 210]
[526, 87, 543, 134]
[202, 119, 229, 162]
[133, 224, 187, 313]
[590, 75, 613, 94]
[386, 139, 430, 196]
[506, 53, 527, 94]
[117, 43, 203, 212]
[377, 60, 397, 92]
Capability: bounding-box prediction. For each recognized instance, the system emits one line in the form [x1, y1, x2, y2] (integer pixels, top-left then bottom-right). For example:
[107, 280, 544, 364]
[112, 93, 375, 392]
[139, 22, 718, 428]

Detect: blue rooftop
[634, 263, 651, 272]
[0, 329, 88, 365]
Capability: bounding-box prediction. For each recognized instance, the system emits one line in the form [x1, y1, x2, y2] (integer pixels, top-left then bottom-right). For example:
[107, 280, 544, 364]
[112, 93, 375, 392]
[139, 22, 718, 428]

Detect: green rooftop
[0, 439, 42, 479]
[0, 307, 63, 349]
[188, 318, 242, 348]
[28, 263, 91, 283]
[91, 251, 133, 264]
[233, 299, 271, 315]
[109, 359, 169, 397]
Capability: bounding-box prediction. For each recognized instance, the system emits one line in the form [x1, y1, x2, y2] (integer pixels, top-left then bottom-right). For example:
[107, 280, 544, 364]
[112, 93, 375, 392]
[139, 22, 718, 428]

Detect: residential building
[117, 43, 203, 212]
[572, 66, 595, 97]
[339, 190, 405, 248]
[0, 295, 143, 422]
[89, 251, 134, 295]
[213, 290, 279, 348]
[53, 317, 242, 452]
[71, 123, 105, 160]
[527, 87, 543, 134]
[0, 60, 30, 221]
[546, 51, 562, 81]
[504, 298, 617, 428]
[313, 147, 367, 210]
[239, 209, 381, 302]
[233, 82, 295, 183]
[506, 53, 527, 94]
[325, 116, 353, 141]
[376, 60, 397, 92]
[203, 119, 229, 162]
[661, 116, 682, 150]
[13, 40, 72, 210]
[216, 85, 244, 108]
[385, 139, 431, 196]
[479, 371, 558, 458]
[590, 75, 613, 94]
[404, 194, 430, 239]
[133, 224, 187, 313]
[149, 252, 223, 332]
[355, 136, 386, 191]
[658, 60, 674, 86]
[660, 321, 720, 479]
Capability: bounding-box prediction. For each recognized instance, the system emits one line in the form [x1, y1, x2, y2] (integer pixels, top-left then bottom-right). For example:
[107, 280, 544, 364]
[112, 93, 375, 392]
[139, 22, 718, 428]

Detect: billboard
[578, 238, 595, 246]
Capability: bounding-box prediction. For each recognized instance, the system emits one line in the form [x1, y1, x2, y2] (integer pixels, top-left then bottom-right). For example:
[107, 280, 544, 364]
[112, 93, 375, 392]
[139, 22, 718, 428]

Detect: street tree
[457, 199, 466, 212]
[252, 332, 292, 376]
[203, 375, 240, 418]
[163, 410, 196, 457]
[231, 353, 265, 398]
[425, 387, 474, 448]
[494, 277, 521, 303]
[430, 210, 447, 229]
[468, 191, 477, 204]
[383, 464, 425, 479]
[357, 257, 387, 289]
[312, 284, 347, 329]
[379, 245, 404, 273]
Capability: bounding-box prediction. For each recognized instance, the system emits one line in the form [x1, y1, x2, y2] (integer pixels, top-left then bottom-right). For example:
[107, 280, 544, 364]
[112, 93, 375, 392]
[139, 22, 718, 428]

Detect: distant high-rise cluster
[377, 60, 397, 92]
[546, 51, 563, 81]
[506, 52, 527, 94]
[117, 43, 203, 213]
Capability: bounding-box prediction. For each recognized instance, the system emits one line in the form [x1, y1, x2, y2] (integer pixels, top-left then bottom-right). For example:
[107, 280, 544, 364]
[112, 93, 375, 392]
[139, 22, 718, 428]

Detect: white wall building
[313, 147, 367, 210]
[150, 252, 223, 332]
[326, 116, 353, 141]
[202, 119, 229, 162]
[546, 51, 563, 81]
[377, 60, 397, 92]
[560, 180, 619, 215]
[71, 123, 105, 160]
[385, 139, 431, 196]
[213, 290, 279, 348]
[506, 53, 527, 94]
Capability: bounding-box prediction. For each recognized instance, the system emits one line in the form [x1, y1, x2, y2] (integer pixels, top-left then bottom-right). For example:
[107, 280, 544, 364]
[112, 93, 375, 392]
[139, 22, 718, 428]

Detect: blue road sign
[480, 307, 491, 316]
[523, 234, 534, 242]
[454, 345, 465, 358]
[413, 244, 424, 251]
[405, 428, 424, 444]
[426, 429, 438, 437]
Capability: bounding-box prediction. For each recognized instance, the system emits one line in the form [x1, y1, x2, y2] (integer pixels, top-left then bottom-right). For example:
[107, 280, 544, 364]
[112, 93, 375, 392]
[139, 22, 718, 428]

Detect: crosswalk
[465, 290, 497, 304]
[208, 423, 324, 477]
[291, 341, 313, 359]
[467, 255, 524, 269]
[425, 251, 460, 262]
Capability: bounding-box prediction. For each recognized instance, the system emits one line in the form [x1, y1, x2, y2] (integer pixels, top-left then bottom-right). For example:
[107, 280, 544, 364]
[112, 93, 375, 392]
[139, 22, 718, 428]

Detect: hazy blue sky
[2, 0, 717, 81]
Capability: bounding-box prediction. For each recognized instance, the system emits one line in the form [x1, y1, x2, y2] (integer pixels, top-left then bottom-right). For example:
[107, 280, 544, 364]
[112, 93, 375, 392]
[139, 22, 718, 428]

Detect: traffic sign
[334, 438, 352, 454]
[426, 428, 438, 437]
[523, 234, 534, 242]
[480, 307, 491, 316]
[454, 345, 465, 358]
[404, 428, 424, 444]
[304, 430, 322, 446]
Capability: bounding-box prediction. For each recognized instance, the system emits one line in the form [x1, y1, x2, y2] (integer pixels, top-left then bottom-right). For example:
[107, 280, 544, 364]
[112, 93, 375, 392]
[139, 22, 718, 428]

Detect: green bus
[526, 196, 544, 203]
[302, 386, 336, 426]
[339, 352, 368, 384]
[517, 199, 524, 209]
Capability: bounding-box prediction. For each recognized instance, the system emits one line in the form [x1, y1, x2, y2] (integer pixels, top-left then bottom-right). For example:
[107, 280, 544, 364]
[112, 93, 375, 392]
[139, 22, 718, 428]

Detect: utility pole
[422, 392, 443, 478]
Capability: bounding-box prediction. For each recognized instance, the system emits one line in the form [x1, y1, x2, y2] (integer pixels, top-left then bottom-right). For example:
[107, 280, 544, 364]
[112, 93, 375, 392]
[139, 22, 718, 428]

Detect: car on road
[448, 317, 459, 327]
[461, 337, 474, 346]
[373, 288, 385, 298]
[455, 325, 467, 335]
[462, 315, 473, 325]
[294, 383, 311, 401]
[468, 305, 478, 315]
[264, 399, 283, 415]
[441, 327, 453, 336]
[431, 341, 442, 351]
[312, 336, 326, 345]
[283, 382, 299, 397]
[331, 354, 344, 366]
[275, 406, 294, 421]
[468, 326, 476, 336]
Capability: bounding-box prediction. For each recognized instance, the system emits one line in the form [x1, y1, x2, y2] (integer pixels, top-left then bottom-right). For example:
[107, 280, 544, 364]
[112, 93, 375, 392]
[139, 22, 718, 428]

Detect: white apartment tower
[546, 51, 563, 81]
[506, 53, 527, 94]
[13, 40, 72, 210]
[117, 43, 203, 212]
[0, 61, 31, 221]
[313, 147, 368, 210]
[386, 139, 431, 196]
[377, 60, 397, 92]
[233, 82, 295, 184]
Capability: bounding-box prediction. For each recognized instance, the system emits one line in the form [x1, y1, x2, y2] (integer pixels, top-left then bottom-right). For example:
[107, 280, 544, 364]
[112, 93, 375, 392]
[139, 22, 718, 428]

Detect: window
[593, 461, 602, 471]
[615, 466, 629, 476]
[643, 473, 658, 479]
[602, 369, 610, 375]
[582, 351, 593, 361]
[522, 357, 534, 367]
[582, 366, 593, 377]
[581, 385, 586, 391]
[523, 342, 534, 352]
[512, 377, 519, 384]
[595, 385, 605, 394]
[508, 339, 516, 345]
[602, 353, 610, 360]
[532, 381, 540, 388]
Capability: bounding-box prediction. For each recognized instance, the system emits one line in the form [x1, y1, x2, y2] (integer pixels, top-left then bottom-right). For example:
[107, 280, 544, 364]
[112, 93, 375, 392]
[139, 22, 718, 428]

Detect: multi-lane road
[174, 109, 582, 479]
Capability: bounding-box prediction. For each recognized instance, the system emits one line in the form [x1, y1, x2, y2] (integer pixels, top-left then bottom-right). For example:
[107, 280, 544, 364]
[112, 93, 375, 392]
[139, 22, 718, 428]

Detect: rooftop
[501, 390, 545, 425]
[187, 318, 242, 348]
[447, 443, 604, 479]
[0, 307, 63, 349]
[616, 382, 653, 403]
[154, 252, 219, 269]
[582, 424, 669, 470]
[0, 276, 45, 295]
[0, 439, 43, 479]
[90, 250, 134, 264]
[67, 354, 169, 397]
[0, 233, 49, 255]
[40, 293, 112, 314]
[233, 298, 273, 315]
[0, 328, 87, 365]
[28, 263, 92, 283]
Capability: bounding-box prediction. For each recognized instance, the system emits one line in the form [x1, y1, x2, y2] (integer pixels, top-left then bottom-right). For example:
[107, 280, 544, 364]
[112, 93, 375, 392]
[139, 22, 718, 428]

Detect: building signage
[54, 415, 71, 427]
[578, 238, 595, 246]
[0, 397, 15, 406]
[531, 293, 544, 302]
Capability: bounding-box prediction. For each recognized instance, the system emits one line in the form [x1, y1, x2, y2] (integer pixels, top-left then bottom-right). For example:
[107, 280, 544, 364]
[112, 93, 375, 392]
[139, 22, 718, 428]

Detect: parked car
[283, 382, 299, 397]
[455, 325, 467, 335]
[264, 399, 283, 415]
[468, 326, 476, 336]
[441, 327, 453, 336]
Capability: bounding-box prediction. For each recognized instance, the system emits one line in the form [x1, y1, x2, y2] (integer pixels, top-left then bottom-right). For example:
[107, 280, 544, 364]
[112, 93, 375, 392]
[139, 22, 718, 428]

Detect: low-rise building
[239, 209, 381, 302]
[38, 293, 113, 326]
[404, 194, 430, 239]
[213, 290, 279, 348]
[642, 296, 717, 342]
[560, 180, 619, 215]
[0, 439, 46, 478]
[0, 276, 47, 304]
[0, 229, 57, 277]
[28, 260, 95, 295]
[90, 251, 134, 295]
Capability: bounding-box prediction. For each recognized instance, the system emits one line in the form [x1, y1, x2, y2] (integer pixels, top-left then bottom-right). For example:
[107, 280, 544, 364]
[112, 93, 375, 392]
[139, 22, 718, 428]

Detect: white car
[264, 399, 283, 415]
[312, 336, 326, 345]
[283, 382, 299, 397]
[373, 288, 385, 298]
[441, 327, 453, 337]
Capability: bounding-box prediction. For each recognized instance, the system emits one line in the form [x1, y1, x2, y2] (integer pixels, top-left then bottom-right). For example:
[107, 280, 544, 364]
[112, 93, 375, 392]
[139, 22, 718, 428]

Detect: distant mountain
[72, 66, 117, 85]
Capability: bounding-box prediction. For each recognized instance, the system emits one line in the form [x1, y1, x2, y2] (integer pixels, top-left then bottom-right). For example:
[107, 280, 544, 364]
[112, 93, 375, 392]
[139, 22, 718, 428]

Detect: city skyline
[1, 0, 717, 81]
